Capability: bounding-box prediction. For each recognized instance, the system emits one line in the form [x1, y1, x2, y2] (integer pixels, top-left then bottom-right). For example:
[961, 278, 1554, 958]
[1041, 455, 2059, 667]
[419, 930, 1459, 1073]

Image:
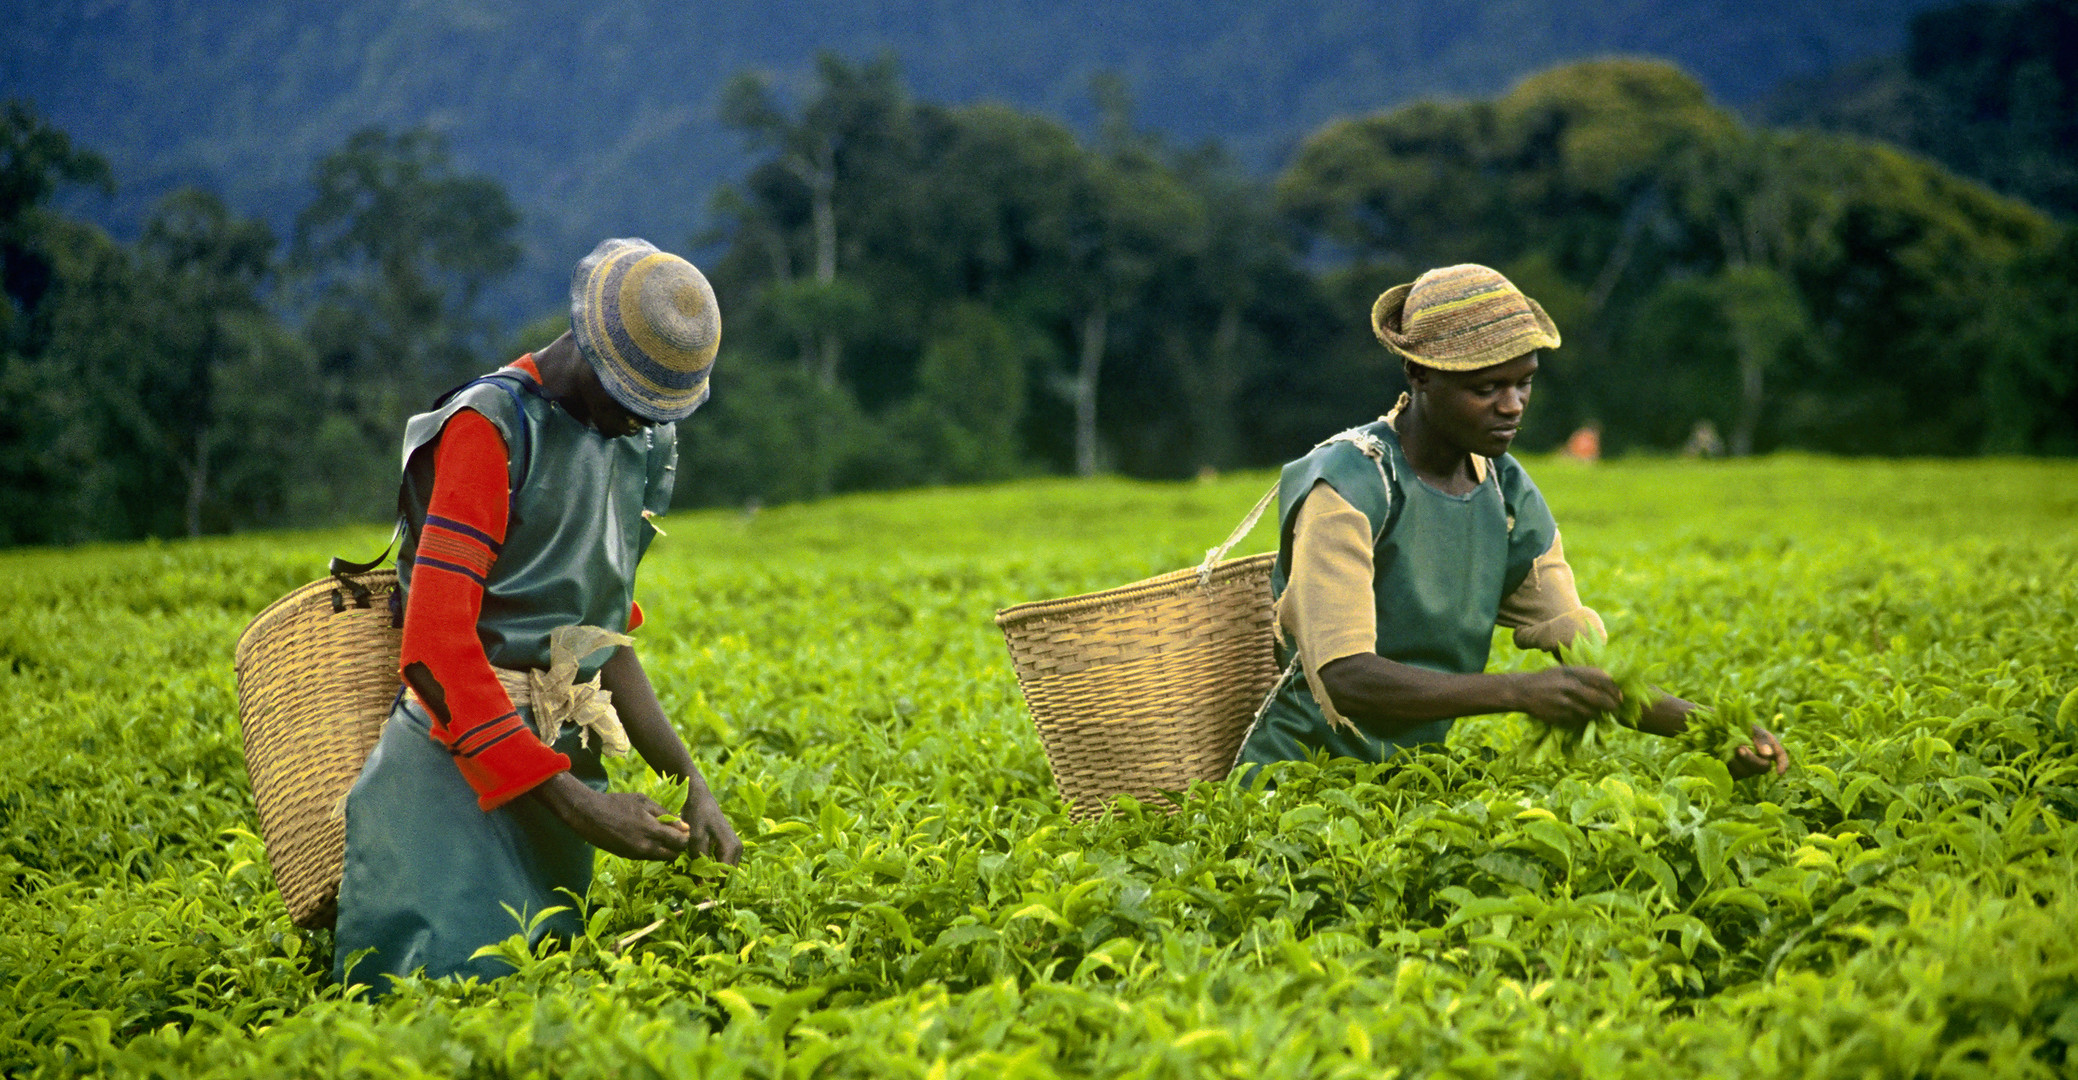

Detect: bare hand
[1729, 725, 1791, 779]
[533, 772, 690, 861]
[1513, 666, 1622, 726]
[680, 789, 743, 866]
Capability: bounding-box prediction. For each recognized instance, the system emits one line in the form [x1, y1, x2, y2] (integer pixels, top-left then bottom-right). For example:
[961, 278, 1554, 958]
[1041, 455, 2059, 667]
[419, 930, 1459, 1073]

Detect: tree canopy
[1, 14, 2073, 544]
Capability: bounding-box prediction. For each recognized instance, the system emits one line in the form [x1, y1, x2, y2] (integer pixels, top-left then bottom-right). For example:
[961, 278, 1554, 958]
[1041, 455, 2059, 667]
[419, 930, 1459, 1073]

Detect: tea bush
[2, 457, 2074, 1077]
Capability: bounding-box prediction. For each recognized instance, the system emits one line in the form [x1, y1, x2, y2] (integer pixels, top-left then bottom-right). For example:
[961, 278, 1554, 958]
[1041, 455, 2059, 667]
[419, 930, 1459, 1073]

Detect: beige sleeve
[1497, 530, 1606, 652]
[1278, 481, 1375, 732]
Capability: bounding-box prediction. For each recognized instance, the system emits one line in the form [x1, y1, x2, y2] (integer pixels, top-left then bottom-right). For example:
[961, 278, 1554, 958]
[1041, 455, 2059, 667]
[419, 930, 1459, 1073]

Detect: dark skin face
[534, 330, 653, 438]
[1395, 352, 1538, 494]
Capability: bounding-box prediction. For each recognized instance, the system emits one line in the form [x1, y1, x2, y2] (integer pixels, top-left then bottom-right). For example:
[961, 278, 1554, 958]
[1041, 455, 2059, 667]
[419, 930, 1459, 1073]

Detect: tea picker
[238, 238, 741, 994]
[1233, 264, 1788, 780]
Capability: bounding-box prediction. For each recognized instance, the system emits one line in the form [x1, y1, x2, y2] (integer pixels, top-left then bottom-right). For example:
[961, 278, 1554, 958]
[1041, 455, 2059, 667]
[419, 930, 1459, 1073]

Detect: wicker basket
[995, 486, 1289, 819]
[233, 570, 401, 929]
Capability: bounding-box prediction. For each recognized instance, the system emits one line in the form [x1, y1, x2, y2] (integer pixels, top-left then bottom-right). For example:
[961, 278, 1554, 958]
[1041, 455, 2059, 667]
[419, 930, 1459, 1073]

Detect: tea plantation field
[3, 456, 2076, 1078]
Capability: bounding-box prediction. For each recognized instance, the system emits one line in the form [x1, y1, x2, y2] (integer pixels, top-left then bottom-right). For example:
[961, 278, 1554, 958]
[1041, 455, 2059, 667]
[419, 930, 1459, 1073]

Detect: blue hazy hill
[4, 0, 1947, 319]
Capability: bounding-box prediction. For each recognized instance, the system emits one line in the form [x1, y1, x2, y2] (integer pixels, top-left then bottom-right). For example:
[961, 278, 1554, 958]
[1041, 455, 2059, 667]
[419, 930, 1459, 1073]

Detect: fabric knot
[495, 624, 636, 756]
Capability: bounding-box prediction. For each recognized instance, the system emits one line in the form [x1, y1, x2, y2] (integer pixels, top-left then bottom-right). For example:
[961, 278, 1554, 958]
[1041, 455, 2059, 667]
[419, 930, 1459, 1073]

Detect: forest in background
[1, 0, 2074, 545]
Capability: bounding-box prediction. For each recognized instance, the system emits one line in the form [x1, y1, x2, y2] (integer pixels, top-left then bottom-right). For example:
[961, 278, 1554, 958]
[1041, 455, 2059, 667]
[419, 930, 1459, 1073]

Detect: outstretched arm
[1633, 695, 1790, 777]
[1288, 482, 1623, 734]
[599, 645, 743, 865]
[1499, 528, 1789, 778]
[1319, 653, 1622, 734]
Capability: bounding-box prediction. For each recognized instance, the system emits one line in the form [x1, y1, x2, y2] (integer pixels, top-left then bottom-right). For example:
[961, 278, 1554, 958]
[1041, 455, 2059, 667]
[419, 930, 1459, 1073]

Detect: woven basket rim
[234, 570, 398, 673]
[994, 550, 1274, 629]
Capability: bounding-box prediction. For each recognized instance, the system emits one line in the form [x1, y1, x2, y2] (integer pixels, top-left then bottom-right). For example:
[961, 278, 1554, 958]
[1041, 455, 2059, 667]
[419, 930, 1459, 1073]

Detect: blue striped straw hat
[571, 238, 721, 422]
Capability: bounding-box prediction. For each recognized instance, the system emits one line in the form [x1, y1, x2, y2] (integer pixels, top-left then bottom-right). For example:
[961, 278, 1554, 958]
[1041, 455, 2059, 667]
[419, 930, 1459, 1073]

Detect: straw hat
[571, 238, 720, 422]
[1370, 264, 1560, 371]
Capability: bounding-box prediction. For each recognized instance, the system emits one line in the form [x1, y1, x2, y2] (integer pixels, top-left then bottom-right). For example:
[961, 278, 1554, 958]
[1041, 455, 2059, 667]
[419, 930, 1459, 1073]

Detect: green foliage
[1278, 57, 2075, 457]
[3, 457, 2077, 1076]
[1525, 629, 1657, 762]
[672, 361, 884, 506]
[1, 104, 527, 543]
[0, 98, 111, 352]
[1765, 0, 2078, 220]
[12, 46, 2078, 545]
[292, 125, 522, 449]
[701, 56, 1324, 493]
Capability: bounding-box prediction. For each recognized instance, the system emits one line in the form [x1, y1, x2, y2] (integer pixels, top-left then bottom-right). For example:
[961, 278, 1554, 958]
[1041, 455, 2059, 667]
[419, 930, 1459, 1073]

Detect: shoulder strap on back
[1315, 426, 1400, 545]
[408, 367, 540, 521]
[448, 369, 536, 512]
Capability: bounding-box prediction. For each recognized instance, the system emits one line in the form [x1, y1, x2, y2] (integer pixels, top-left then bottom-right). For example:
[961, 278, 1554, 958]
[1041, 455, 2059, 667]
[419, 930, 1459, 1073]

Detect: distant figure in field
[1234, 265, 1787, 780]
[1682, 420, 1726, 459]
[1562, 422, 1601, 462]
[333, 239, 741, 993]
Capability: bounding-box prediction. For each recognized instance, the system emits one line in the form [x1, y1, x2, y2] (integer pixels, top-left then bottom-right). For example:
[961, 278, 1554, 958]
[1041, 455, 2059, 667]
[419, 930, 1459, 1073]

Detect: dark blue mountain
[3, 0, 1949, 318]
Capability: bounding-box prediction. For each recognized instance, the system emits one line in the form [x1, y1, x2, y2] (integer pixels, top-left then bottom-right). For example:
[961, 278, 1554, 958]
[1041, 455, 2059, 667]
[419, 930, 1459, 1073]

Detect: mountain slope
[4, 0, 1949, 316]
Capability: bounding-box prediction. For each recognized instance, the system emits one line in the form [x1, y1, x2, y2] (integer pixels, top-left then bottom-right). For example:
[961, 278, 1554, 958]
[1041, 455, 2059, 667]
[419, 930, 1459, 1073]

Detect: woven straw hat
[571, 238, 720, 422]
[1371, 264, 1560, 371]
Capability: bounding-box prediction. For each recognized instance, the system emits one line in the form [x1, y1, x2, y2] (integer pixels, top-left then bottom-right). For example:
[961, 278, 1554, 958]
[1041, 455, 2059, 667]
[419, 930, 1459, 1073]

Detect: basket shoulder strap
[326, 518, 405, 624]
[1316, 425, 1400, 545]
[416, 369, 538, 519]
[458, 371, 535, 514]
[328, 518, 403, 577]
[1195, 480, 1279, 582]
[1228, 654, 1302, 775]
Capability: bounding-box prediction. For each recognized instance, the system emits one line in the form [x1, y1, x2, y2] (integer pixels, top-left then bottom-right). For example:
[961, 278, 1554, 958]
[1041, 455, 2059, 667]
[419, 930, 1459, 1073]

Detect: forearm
[598, 644, 743, 864]
[528, 769, 595, 816]
[599, 645, 715, 797]
[1318, 653, 1528, 734]
[1636, 692, 1695, 737]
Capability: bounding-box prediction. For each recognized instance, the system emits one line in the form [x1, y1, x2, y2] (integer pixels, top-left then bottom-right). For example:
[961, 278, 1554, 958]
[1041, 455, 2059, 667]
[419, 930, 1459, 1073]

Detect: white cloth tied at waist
[491, 624, 635, 756]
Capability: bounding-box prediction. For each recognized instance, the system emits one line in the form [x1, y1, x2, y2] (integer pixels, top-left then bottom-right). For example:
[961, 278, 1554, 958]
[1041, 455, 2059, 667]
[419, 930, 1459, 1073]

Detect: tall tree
[123, 190, 281, 535]
[1059, 83, 1203, 476]
[1158, 147, 1302, 472]
[293, 127, 520, 416]
[720, 54, 912, 387]
[1279, 58, 2065, 454]
[1, 99, 111, 354]
[0, 101, 112, 544]
[1765, 0, 2078, 219]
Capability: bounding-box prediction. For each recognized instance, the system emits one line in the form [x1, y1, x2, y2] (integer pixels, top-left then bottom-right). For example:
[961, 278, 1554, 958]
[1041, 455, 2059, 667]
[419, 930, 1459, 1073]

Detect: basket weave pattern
[995, 553, 1280, 819]
[233, 571, 401, 929]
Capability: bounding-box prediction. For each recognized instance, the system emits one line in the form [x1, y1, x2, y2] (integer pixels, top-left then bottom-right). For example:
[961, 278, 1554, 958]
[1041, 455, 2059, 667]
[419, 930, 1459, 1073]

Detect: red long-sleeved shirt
[399, 355, 644, 811]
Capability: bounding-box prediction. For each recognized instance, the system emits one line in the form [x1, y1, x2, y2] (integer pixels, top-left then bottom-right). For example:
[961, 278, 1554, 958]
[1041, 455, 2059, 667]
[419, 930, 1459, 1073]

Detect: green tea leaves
[3, 461, 2075, 1076]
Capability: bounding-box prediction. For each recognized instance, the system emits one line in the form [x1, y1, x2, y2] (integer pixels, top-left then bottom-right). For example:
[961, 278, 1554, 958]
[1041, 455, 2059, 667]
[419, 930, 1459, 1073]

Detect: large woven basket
[233, 570, 401, 929]
[995, 487, 1287, 819]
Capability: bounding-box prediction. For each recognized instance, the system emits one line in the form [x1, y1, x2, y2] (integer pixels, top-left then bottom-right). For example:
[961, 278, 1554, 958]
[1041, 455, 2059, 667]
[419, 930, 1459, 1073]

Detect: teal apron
[331, 364, 678, 990]
[332, 699, 606, 986]
[1236, 420, 1556, 774]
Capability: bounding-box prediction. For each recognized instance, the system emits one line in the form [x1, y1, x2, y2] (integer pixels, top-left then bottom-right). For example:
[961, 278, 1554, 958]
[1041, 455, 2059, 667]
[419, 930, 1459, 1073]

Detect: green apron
[332, 699, 606, 987]
[1235, 420, 1555, 774]
[331, 365, 677, 990]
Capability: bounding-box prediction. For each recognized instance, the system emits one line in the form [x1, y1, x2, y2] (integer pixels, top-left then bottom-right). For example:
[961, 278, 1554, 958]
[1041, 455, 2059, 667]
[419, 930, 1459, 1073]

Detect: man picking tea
[1234, 265, 1789, 778]
[333, 239, 741, 991]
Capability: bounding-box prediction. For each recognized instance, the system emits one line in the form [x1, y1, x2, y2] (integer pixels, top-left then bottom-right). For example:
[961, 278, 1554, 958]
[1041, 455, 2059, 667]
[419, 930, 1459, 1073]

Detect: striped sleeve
[399, 408, 571, 810]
